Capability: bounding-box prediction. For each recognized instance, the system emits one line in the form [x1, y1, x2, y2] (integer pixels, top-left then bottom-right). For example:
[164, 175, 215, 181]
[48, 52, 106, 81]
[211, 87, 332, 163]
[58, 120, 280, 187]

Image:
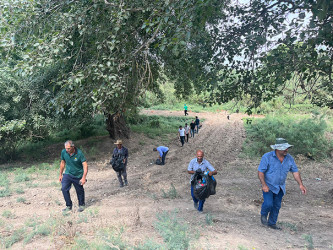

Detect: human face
[117, 144, 122, 149]
[65, 144, 75, 154]
[276, 148, 289, 157]
[196, 151, 204, 163]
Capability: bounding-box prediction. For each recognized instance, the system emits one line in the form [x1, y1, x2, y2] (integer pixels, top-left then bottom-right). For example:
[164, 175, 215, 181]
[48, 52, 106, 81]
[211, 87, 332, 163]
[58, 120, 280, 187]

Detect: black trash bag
[156, 158, 162, 165]
[191, 170, 217, 200]
[110, 156, 125, 172]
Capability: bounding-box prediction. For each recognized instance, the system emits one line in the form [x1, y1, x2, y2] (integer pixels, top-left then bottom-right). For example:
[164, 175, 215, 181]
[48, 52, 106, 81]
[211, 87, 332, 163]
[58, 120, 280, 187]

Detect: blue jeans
[162, 151, 169, 165]
[180, 136, 185, 146]
[196, 124, 199, 133]
[190, 129, 195, 137]
[61, 174, 85, 208]
[261, 188, 284, 225]
[191, 185, 205, 211]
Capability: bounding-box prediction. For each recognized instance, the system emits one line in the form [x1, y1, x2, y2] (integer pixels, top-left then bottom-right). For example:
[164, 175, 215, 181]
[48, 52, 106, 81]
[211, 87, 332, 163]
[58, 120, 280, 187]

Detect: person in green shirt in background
[184, 104, 188, 116]
[59, 140, 88, 212]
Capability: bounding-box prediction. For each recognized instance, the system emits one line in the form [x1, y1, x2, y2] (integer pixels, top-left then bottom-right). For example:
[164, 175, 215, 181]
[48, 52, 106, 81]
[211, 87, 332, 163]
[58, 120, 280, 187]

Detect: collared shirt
[157, 146, 169, 157]
[258, 150, 298, 195]
[112, 146, 129, 165]
[188, 158, 215, 181]
[61, 148, 86, 178]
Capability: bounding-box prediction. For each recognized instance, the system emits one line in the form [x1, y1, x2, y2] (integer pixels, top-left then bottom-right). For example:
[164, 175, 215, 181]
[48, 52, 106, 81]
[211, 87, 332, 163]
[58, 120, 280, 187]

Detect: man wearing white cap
[258, 138, 307, 230]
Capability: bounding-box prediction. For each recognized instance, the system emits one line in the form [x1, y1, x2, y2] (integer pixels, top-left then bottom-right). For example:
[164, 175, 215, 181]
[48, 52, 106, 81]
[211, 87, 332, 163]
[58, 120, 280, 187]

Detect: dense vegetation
[0, 0, 332, 162]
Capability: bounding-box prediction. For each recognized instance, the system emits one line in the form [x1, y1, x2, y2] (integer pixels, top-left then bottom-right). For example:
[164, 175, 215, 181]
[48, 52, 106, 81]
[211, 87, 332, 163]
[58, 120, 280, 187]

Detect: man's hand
[262, 185, 269, 193]
[80, 178, 86, 185]
[123, 159, 126, 163]
[59, 175, 63, 182]
[300, 184, 307, 195]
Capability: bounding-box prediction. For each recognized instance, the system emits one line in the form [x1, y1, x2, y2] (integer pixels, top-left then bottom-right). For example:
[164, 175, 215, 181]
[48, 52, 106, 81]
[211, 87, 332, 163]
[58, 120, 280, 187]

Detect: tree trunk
[105, 112, 130, 139]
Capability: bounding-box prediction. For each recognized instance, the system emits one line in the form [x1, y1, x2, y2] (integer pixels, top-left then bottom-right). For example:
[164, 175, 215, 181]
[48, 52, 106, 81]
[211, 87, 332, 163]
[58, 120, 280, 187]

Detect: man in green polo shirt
[59, 140, 88, 212]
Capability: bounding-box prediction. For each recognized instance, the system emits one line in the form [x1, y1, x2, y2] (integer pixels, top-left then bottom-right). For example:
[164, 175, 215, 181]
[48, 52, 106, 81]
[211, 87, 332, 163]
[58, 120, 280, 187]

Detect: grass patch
[15, 186, 25, 194]
[303, 234, 314, 249]
[14, 169, 30, 183]
[154, 210, 191, 250]
[2, 210, 14, 219]
[129, 115, 193, 138]
[16, 197, 26, 203]
[161, 183, 179, 199]
[205, 213, 214, 225]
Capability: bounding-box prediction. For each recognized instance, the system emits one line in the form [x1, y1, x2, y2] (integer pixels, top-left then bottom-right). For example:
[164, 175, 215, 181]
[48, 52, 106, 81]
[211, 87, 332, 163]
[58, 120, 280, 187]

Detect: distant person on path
[59, 140, 88, 212]
[195, 116, 200, 133]
[184, 123, 190, 142]
[112, 140, 129, 188]
[178, 125, 185, 147]
[153, 146, 169, 165]
[190, 120, 196, 138]
[184, 104, 188, 116]
[258, 138, 307, 230]
[188, 150, 217, 212]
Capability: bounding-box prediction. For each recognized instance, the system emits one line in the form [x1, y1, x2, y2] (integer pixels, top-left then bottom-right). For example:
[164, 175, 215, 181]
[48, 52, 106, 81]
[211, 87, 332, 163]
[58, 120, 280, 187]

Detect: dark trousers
[185, 133, 189, 142]
[184, 110, 188, 116]
[117, 165, 127, 185]
[180, 136, 185, 146]
[196, 124, 199, 133]
[191, 185, 205, 211]
[61, 174, 85, 208]
[261, 188, 284, 225]
[162, 151, 169, 164]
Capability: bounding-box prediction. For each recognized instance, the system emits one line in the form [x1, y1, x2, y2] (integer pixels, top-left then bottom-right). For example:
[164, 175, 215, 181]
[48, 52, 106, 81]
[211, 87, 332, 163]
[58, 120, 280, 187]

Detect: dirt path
[1, 110, 333, 249]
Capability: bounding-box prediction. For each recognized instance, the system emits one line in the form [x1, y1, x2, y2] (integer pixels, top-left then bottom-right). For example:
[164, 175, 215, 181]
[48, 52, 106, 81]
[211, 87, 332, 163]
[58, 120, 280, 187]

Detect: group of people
[178, 116, 200, 147]
[59, 136, 307, 230]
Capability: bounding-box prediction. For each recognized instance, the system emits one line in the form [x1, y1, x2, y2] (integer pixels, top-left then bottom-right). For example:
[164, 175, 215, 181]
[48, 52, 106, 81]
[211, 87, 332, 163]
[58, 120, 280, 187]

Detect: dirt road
[1, 110, 333, 249]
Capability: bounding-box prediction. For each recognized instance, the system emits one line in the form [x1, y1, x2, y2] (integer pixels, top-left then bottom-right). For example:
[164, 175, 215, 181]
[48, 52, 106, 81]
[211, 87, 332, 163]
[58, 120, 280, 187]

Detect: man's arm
[80, 161, 88, 185]
[59, 160, 66, 182]
[292, 172, 307, 195]
[258, 171, 269, 192]
[208, 170, 217, 176]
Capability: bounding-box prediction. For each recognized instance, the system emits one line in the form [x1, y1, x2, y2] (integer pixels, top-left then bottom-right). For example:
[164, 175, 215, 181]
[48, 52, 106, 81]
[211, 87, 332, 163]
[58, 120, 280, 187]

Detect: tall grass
[243, 114, 332, 159]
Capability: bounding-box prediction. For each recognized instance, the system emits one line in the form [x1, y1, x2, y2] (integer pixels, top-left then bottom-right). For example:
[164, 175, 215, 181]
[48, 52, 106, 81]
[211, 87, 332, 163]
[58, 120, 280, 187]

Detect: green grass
[2, 210, 14, 219]
[15, 186, 25, 194]
[129, 115, 194, 138]
[16, 197, 26, 203]
[161, 183, 179, 199]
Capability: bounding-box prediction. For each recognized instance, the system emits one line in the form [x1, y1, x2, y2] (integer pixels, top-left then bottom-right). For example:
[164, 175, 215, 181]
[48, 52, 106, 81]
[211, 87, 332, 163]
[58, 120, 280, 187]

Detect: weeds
[154, 210, 191, 250]
[205, 213, 214, 225]
[16, 197, 26, 203]
[14, 169, 30, 183]
[278, 221, 298, 232]
[161, 183, 179, 199]
[3, 228, 25, 248]
[2, 210, 14, 219]
[303, 234, 314, 249]
[15, 186, 25, 194]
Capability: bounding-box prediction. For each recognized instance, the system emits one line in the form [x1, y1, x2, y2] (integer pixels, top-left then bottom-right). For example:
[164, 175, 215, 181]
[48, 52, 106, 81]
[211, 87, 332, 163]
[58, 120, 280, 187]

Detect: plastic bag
[191, 171, 217, 200]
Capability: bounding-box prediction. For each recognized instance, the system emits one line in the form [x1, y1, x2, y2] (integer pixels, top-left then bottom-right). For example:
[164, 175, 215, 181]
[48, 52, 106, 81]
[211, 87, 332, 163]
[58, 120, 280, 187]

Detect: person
[59, 140, 88, 212]
[188, 150, 217, 212]
[184, 104, 188, 116]
[184, 123, 190, 142]
[112, 140, 129, 188]
[195, 116, 200, 133]
[178, 125, 185, 147]
[258, 138, 307, 230]
[153, 146, 169, 165]
[190, 120, 196, 138]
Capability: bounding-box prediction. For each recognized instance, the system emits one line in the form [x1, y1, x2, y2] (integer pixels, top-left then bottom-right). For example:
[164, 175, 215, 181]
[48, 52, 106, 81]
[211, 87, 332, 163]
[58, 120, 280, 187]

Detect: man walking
[178, 125, 185, 147]
[184, 123, 190, 142]
[112, 140, 129, 188]
[153, 146, 169, 165]
[258, 138, 307, 230]
[184, 104, 188, 116]
[188, 150, 217, 212]
[59, 140, 88, 212]
[190, 120, 196, 138]
[195, 116, 200, 133]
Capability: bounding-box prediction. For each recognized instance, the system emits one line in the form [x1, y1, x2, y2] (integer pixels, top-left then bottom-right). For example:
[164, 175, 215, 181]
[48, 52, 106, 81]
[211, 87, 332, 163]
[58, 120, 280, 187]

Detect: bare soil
[1, 110, 333, 249]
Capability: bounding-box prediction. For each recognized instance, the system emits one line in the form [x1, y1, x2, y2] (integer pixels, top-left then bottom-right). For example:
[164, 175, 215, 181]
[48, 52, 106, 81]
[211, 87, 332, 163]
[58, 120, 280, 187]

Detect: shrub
[243, 115, 332, 160]
[154, 210, 191, 250]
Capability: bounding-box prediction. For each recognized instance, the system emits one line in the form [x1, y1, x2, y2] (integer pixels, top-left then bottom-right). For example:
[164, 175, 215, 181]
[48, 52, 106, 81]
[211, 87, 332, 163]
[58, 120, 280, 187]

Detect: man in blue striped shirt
[258, 138, 307, 230]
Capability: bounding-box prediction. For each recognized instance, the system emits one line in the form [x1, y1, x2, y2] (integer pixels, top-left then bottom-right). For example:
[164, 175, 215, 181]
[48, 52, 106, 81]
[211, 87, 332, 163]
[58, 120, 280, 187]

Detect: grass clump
[303, 234, 314, 249]
[16, 197, 26, 203]
[2, 210, 14, 219]
[154, 210, 191, 250]
[13, 169, 30, 183]
[243, 114, 332, 160]
[161, 183, 179, 199]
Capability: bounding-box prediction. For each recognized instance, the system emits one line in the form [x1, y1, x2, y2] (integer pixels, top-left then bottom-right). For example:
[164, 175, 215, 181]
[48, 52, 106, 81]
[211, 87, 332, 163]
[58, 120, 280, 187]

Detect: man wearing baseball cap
[258, 138, 307, 230]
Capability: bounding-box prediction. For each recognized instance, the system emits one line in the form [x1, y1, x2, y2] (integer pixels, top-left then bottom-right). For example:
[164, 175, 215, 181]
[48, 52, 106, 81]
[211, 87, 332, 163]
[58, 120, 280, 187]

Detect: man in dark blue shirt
[112, 140, 129, 187]
[258, 138, 307, 230]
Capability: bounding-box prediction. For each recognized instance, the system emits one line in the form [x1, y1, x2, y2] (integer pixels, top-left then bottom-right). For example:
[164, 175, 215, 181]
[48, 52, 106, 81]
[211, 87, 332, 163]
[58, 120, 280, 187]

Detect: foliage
[154, 210, 191, 250]
[161, 183, 179, 199]
[243, 114, 332, 159]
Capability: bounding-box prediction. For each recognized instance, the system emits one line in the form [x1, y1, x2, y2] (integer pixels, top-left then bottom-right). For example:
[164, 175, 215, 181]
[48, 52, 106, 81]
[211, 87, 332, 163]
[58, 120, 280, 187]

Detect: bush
[243, 115, 332, 160]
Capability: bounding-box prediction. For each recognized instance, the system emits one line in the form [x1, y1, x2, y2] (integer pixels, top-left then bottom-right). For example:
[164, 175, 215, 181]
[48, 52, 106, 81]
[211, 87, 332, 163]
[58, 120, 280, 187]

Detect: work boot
[124, 180, 128, 186]
[268, 224, 281, 230]
[261, 215, 268, 226]
[78, 206, 85, 212]
[62, 206, 72, 212]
